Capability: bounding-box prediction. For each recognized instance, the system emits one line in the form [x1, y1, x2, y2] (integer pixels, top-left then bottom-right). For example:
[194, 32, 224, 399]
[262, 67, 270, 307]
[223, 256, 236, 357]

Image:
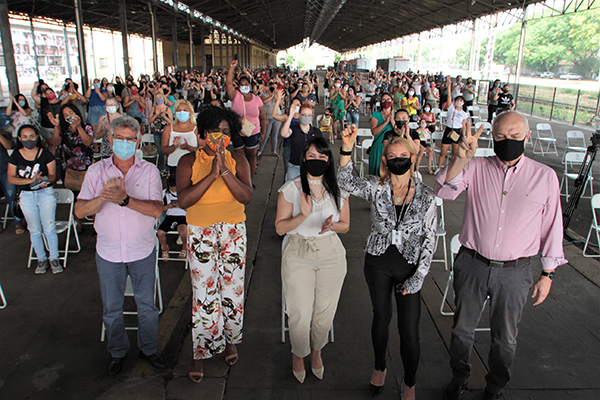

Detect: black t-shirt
[40, 98, 61, 128]
[8, 148, 54, 191]
[384, 128, 420, 143]
[289, 124, 323, 166]
[498, 92, 514, 109]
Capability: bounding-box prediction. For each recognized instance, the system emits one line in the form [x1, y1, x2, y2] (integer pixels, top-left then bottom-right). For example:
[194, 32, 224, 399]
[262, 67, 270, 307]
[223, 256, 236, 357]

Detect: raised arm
[225, 60, 238, 101]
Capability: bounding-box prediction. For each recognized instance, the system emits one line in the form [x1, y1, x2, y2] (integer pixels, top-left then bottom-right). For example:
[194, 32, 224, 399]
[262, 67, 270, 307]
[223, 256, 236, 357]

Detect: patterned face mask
[206, 132, 230, 152]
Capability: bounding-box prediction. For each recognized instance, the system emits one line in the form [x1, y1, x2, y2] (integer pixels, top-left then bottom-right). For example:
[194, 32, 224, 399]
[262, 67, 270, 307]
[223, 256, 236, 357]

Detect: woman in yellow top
[177, 105, 253, 384]
[400, 87, 420, 121]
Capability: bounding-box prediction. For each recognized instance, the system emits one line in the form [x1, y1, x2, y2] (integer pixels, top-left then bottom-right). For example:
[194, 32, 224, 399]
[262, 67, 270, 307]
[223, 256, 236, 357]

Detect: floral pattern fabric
[60, 124, 94, 171]
[188, 222, 246, 360]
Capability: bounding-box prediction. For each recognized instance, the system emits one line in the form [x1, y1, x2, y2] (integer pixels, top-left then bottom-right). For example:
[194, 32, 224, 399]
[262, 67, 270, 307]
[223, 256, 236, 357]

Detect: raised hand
[214, 137, 227, 172]
[341, 124, 358, 150]
[456, 122, 483, 161]
[299, 192, 312, 218]
[230, 60, 238, 69]
[48, 112, 60, 127]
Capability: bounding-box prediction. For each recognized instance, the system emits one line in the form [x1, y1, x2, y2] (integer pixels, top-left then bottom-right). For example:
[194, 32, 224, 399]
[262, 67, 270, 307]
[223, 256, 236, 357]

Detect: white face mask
[335, 83, 341, 88]
[106, 106, 118, 114]
[240, 86, 251, 94]
[408, 90, 415, 96]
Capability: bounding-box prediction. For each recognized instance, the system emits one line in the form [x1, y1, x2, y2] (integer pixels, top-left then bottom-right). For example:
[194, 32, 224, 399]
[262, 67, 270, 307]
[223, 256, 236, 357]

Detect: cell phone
[30, 176, 48, 191]
[65, 116, 75, 124]
[234, 54, 238, 61]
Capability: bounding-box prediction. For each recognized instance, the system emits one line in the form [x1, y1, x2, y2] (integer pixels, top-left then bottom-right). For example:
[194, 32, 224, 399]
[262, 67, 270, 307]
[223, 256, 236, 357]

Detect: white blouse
[168, 126, 198, 167]
[279, 177, 348, 238]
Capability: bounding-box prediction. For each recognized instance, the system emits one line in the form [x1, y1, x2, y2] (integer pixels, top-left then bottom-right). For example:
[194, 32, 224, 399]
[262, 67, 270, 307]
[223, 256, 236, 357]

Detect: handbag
[240, 97, 256, 137]
[13, 192, 24, 219]
[64, 168, 87, 192]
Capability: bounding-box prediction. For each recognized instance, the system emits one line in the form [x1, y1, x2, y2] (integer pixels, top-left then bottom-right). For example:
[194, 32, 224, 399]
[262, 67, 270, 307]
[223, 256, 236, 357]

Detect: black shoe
[444, 380, 467, 400]
[482, 389, 502, 400]
[108, 355, 127, 376]
[369, 383, 384, 397]
[138, 351, 168, 369]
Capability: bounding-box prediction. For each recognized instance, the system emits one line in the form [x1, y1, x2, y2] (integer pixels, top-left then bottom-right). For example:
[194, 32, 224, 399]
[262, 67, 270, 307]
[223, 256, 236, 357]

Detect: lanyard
[392, 178, 411, 230]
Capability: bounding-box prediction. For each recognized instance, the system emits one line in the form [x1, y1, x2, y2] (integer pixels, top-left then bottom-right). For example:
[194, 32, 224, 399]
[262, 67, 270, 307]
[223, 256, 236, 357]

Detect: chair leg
[440, 269, 454, 316]
[281, 291, 287, 343]
[329, 323, 334, 343]
[583, 225, 600, 257]
[0, 282, 7, 309]
[442, 235, 448, 271]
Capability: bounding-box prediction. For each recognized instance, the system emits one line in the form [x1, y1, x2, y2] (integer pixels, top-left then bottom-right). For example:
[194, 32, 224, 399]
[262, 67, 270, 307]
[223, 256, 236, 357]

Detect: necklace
[393, 180, 411, 203]
[308, 178, 322, 185]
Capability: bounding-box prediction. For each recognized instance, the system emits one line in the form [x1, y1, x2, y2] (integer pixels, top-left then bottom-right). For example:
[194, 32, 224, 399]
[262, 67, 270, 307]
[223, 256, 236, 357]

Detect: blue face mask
[156, 98, 165, 105]
[112, 139, 137, 160]
[95, 82, 101, 89]
[177, 111, 190, 123]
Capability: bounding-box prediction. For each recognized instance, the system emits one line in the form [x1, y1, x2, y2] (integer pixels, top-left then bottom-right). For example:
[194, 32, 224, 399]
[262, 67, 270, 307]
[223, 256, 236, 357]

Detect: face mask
[163, 88, 169, 95]
[18, 100, 26, 107]
[420, 122, 427, 129]
[343, 87, 349, 91]
[335, 83, 341, 88]
[95, 83, 101, 89]
[299, 115, 312, 125]
[156, 98, 165, 105]
[112, 139, 137, 160]
[424, 107, 431, 112]
[349, 90, 354, 95]
[107, 86, 114, 92]
[47, 93, 56, 100]
[503, 88, 509, 93]
[302, 88, 308, 93]
[21, 139, 37, 150]
[205, 84, 213, 89]
[382, 100, 393, 109]
[303, 159, 328, 177]
[395, 120, 407, 129]
[408, 90, 415, 96]
[455, 102, 464, 109]
[131, 90, 138, 95]
[106, 106, 118, 114]
[495, 83, 500, 88]
[386, 157, 412, 176]
[240, 86, 251, 94]
[493, 137, 525, 162]
[206, 132, 231, 152]
[176, 111, 190, 123]
[269, 87, 275, 92]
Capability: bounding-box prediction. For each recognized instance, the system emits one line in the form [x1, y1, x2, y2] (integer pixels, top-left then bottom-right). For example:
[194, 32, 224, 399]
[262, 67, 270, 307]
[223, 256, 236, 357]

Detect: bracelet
[221, 169, 231, 177]
[340, 148, 352, 156]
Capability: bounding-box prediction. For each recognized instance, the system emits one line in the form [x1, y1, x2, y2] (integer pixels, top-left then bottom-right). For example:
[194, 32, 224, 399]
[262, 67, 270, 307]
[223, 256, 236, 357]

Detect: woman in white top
[275, 136, 350, 384]
[161, 99, 199, 176]
[437, 76, 470, 171]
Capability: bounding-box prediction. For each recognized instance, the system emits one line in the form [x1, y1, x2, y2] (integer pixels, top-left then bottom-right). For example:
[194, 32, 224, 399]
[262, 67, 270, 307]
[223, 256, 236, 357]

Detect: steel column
[149, 2, 158, 73]
[200, 26, 206, 74]
[74, 0, 89, 91]
[224, 35, 229, 66]
[219, 31, 223, 69]
[188, 19, 193, 69]
[0, 0, 19, 94]
[63, 24, 72, 78]
[572, 89, 581, 126]
[29, 16, 41, 80]
[515, 15, 527, 84]
[172, 17, 178, 71]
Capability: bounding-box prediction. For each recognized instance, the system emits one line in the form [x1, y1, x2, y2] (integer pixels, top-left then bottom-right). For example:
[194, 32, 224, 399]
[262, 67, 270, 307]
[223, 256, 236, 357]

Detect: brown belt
[462, 247, 531, 269]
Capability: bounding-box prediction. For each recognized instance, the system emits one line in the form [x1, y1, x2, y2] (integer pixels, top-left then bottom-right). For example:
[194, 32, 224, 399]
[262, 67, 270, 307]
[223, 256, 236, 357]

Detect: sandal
[224, 343, 238, 366]
[15, 225, 26, 235]
[189, 359, 203, 384]
[161, 246, 170, 259]
[178, 249, 187, 259]
[428, 169, 434, 175]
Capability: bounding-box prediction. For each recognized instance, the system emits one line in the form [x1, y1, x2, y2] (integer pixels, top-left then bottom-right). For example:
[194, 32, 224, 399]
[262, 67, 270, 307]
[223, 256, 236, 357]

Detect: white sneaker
[35, 259, 49, 274]
[50, 259, 64, 274]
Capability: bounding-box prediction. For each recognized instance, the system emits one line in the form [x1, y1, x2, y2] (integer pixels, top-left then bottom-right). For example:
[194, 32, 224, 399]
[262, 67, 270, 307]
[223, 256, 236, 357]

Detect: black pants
[364, 247, 421, 387]
[487, 104, 498, 123]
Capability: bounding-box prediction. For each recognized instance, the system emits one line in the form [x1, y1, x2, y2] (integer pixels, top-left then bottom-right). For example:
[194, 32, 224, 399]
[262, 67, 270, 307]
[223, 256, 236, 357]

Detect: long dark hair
[13, 93, 31, 110]
[16, 124, 44, 149]
[58, 103, 86, 133]
[299, 136, 341, 211]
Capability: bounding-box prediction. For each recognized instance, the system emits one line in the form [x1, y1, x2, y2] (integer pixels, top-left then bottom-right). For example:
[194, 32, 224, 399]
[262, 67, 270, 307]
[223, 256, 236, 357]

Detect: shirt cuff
[540, 257, 568, 271]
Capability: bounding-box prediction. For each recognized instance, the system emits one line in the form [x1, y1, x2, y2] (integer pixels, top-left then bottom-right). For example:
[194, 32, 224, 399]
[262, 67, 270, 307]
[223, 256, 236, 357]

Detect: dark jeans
[364, 248, 421, 387]
[0, 170, 24, 227]
[487, 104, 498, 123]
[449, 247, 533, 394]
[153, 132, 166, 172]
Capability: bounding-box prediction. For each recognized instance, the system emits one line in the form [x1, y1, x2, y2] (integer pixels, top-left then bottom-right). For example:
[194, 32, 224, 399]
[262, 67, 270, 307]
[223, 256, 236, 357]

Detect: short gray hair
[492, 110, 529, 134]
[108, 115, 141, 139]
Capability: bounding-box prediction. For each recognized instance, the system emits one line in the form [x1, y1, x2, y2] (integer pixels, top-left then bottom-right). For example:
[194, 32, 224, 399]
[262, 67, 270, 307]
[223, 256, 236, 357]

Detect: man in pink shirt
[74, 116, 167, 376]
[435, 111, 567, 400]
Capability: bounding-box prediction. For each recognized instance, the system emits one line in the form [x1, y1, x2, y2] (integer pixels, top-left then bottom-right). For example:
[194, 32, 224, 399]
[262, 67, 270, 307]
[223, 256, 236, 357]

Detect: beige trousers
[282, 233, 347, 357]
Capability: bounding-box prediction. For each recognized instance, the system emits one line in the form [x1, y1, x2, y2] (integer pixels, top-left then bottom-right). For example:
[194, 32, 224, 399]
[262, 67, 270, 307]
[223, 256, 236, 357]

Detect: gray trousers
[449, 247, 533, 394]
[96, 250, 159, 358]
[258, 118, 281, 154]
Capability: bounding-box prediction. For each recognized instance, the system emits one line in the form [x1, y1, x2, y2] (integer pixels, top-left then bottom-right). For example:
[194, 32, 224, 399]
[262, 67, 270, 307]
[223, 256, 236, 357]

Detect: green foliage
[334, 53, 341, 63]
[285, 52, 294, 65]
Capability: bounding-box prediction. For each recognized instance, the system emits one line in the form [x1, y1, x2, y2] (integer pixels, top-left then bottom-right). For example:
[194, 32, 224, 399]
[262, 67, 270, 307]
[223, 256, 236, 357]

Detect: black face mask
[163, 89, 169, 95]
[386, 157, 412, 176]
[493, 137, 525, 162]
[303, 159, 329, 177]
[395, 120, 407, 129]
[21, 139, 38, 150]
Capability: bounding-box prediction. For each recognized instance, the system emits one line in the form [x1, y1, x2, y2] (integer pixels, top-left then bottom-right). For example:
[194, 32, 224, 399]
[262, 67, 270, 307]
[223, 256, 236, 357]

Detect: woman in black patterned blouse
[337, 125, 437, 400]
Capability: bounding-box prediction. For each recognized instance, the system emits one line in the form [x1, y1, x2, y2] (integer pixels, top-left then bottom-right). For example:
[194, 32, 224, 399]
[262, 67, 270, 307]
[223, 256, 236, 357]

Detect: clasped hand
[100, 177, 127, 204]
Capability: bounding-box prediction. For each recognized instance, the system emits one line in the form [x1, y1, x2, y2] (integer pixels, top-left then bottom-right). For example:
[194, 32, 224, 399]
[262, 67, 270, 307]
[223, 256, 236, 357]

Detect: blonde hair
[379, 136, 417, 184]
[173, 99, 196, 125]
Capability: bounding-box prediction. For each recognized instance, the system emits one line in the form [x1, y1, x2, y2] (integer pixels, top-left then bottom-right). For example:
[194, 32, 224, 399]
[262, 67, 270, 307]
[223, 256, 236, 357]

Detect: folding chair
[439, 235, 490, 331]
[141, 133, 159, 166]
[1, 196, 13, 230]
[467, 105, 481, 124]
[561, 131, 586, 164]
[475, 122, 493, 148]
[430, 131, 444, 166]
[101, 239, 163, 341]
[431, 196, 448, 271]
[474, 148, 495, 157]
[0, 280, 6, 309]
[583, 194, 600, 257]
[282, 290, 334, 344]
[359, 139, 373, 178]
[316, 114, 324, 128]
[358, 93, 367, 115]
[157, 190, 189, 269]
[438, 111, 448, 129]
[560, 152, 593, 202]
[533, 123, 558, 156]
[323, 91, 330, 108]
[408, 122, 419, 130]
[27, 189, 81, 270]
[93, 138, 103, 161]
[135, 149, 144, 159]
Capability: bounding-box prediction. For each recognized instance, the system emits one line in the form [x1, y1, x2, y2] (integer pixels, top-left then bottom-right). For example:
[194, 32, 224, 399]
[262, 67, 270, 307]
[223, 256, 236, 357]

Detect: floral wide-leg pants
[188, 222, 246, 360]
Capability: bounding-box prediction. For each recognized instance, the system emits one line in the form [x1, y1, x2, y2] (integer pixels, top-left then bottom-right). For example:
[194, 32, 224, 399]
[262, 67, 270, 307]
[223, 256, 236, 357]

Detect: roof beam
[309, 0, 347, 45]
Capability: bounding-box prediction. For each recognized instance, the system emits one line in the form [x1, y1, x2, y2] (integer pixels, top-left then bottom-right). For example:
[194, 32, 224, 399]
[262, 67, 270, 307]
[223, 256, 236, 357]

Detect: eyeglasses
[113, 135, 138, 143]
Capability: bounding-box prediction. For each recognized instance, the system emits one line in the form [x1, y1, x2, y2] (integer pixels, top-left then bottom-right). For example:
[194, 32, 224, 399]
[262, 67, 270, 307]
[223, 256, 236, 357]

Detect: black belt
[462, 247, 531, 269]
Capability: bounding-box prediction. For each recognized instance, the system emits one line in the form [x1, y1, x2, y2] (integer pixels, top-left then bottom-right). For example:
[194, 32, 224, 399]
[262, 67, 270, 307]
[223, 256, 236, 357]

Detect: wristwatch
[541, 270, 555, 280]
[119, 195, 130, 207]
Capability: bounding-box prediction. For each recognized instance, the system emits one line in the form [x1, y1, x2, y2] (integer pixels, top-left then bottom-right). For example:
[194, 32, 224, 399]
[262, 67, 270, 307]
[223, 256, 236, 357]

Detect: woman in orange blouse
[177, 105, 253, 384]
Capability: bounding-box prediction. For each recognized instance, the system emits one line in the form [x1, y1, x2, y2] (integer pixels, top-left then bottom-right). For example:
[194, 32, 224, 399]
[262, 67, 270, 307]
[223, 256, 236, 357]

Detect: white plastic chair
[561, 131, 586, 164]
[135, 149, 144, 159]
[439, 235, 490, 331]
[359, 139, 373, 178]
[431, 196, 448, 271]
[430, 131, 444, 165]
[560, 152, 593, 201]
[316, 114, 324, 128]
[533, 123, 558, 156]
[156, 190, 189, 269]
[474, 148, 495, 157]
[475, 122, 493, 148]
[583, 194, 600, 257]
[0, 281, 6, 309]
[408, 122, 419, 130]
[27, 189, 81, 270]
[1, 196, 13, 230]
[438, 111, 448, 129]
[467, 105, 481, 124]
[93, 138, 103, 160]
[282, 290, 334, 344]
[141, 133, 159, 166]
[101, 238, 163, 341]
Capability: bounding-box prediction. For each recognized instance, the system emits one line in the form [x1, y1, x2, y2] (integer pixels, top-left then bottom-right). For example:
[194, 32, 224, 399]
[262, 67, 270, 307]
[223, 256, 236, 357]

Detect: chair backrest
[450, 234, 461, 257]
[431, 107, 441, 115]
[592, 194, 600, 210]
[141, 133, 154, 144]
[536, 123, 554, 137]
[475, 148, 494, 157]
[439, 111, 448, 118]
[467, 105, 480, 113]
[566, 130, 585, 140]
[564, 152, 585, 164]
[316, 114, 324, 126]
[360, 139, 373, 149]
[435, 196, 445, 230]
[53, 188, 75, 204]
[431, 131, 443, 140]
[475, 122, 492, 132]
[566, 131, 586, 149]
[357, 128, 373, 138]
[408, 122, 419, 130]
[135, 149, 143, 159]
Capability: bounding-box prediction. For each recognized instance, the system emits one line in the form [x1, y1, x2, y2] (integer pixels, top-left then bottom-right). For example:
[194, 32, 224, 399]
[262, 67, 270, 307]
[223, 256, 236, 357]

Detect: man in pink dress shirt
[434, 111, 567, 400]
[75, 116, 167, 376]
